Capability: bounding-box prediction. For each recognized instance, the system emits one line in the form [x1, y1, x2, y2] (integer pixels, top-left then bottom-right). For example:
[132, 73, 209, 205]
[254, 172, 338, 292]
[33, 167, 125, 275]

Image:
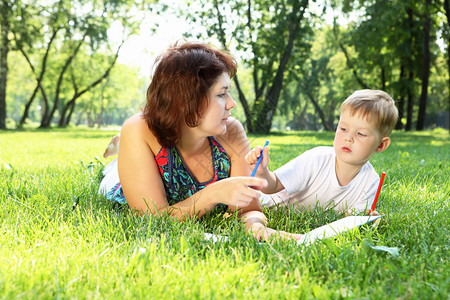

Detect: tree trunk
[59, 98, 75, 126]
[40, 34, 87, 128]
[448, 39, 450, 134]
[19, 86, 39, 126]
[64, 100, 76, 127]
[58, 40, 123, 127]
[17, 27, 58, 127]
[416, 0, 431, 130]
[0, 0, 10, 129]
[443, 0, 450, 133]
[405, 7, 414, 131]
[256, 0, 309, 133]
[233, 75, 254, 132]
[405, 70, 414, 131]
[306, 92, 332, 131]
[395, 65, 405, 130]
[381, 67, 386, 91]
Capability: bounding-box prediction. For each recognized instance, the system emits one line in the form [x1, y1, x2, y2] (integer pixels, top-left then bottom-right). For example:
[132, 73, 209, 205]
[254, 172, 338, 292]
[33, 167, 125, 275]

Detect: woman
[102, 42, 301, 241]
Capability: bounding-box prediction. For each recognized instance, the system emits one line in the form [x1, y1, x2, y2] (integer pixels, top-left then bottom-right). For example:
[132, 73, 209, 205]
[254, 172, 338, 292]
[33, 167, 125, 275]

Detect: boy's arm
[245, 146, 285, 194]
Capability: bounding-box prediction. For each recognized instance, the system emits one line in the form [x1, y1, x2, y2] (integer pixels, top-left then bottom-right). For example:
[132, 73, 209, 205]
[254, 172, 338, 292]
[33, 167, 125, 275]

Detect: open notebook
[297, 215, 383, 245]
[203, 215, 383, 245]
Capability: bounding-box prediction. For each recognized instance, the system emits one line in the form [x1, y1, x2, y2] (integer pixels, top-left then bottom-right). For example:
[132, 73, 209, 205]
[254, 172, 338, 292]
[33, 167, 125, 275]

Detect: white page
[297, 215, 383, 245]
[203, 215, 383, 245]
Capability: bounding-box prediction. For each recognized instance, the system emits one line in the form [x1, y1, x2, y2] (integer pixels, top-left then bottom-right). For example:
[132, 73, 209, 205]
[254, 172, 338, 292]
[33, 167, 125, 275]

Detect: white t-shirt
[260, 146, 380, 213]
[98, 158, 119, 195]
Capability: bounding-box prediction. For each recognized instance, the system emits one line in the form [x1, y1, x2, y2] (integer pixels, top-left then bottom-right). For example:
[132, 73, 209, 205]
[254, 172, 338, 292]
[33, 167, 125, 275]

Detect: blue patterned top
[106, 137, 231, 210]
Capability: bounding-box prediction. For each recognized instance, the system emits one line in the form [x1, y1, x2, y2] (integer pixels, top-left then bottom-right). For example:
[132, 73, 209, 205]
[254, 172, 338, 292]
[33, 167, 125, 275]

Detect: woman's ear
[375, 137, 391, 153]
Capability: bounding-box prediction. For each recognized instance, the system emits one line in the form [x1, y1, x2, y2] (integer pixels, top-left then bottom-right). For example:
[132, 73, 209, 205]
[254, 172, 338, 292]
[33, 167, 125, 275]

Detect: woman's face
[197, 72, 236, 136]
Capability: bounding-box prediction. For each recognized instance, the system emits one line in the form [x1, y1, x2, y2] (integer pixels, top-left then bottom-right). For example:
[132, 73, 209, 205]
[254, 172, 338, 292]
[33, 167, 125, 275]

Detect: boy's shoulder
[290, 146, 335, 167]
[302, 146, 335, 158]
[360, 160, 377, 176]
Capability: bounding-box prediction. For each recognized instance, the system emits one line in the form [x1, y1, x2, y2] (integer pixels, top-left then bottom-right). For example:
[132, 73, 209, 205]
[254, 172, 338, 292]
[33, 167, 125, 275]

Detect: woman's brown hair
[142, 42, 237, 147]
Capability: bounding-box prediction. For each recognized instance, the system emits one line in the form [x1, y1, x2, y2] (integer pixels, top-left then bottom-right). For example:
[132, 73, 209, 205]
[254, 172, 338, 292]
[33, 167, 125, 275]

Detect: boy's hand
[345, 209, 380, 216]
[244, 146, 270, 175]
[366, 209, 380, 216]
[248, 222, 303, 242]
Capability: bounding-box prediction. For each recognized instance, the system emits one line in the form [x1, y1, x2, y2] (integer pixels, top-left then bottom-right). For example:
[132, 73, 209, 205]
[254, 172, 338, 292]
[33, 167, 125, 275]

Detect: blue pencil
[250, 140, 269, 177]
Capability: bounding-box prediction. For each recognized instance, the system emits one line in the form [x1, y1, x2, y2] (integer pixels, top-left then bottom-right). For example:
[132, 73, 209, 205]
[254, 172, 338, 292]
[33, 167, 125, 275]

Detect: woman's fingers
[241, 177, 268, 189]
[209, 177, 267, 208]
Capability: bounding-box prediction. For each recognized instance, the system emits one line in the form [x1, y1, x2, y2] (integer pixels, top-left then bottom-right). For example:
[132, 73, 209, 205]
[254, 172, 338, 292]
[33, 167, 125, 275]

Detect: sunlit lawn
[0, 128, 448, 299]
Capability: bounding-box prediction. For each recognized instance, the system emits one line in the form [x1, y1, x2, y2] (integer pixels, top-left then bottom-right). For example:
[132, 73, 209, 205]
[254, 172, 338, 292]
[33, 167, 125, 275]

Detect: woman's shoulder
[121, 113, 160, 152]
[215, 117, 249, 157]
[122, 113, 146, 129]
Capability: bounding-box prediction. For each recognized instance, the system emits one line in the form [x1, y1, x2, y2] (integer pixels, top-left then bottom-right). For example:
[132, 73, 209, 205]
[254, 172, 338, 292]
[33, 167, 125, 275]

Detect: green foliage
[176, 0, 316, 133]
[0, 129, 448, 298]
[4, 0, 157, 129]
[331, 0, 448, 130]
[2, 1, 449, 131]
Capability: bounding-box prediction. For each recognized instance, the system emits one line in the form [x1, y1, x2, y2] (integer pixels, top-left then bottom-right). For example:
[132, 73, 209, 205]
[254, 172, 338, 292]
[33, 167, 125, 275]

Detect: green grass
[0, 128, 449, 299]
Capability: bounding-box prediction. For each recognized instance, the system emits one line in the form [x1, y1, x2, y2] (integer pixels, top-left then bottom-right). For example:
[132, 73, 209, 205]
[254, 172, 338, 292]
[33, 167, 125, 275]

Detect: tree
[416, 0, 432, 130]
[333, 0, 442, 131]
[0, 0, 15, 129]
[284, 25, 358, 131]
[68, 62, 144, 127]
[178, 0, 314, 133]
[57, 41, 124, 127]
[440, 0, 450, 132]
[10, 0, 154, 128]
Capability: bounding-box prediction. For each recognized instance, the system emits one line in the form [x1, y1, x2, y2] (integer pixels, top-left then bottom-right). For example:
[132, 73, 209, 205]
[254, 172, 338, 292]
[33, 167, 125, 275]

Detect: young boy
[245, 89, 398, 215]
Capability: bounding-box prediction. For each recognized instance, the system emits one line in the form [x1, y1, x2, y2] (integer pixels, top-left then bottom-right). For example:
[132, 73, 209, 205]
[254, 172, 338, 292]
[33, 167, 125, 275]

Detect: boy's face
[334, 109, 388, 169]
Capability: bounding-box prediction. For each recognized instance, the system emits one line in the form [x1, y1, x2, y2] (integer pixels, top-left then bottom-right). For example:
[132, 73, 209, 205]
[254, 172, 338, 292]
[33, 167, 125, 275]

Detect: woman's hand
[206, 176, 268, 208]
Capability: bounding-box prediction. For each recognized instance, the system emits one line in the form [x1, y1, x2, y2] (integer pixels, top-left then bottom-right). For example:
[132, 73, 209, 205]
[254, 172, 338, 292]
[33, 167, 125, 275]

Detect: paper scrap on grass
[297, 215, 384, 245]
[203, 232, 229, 243]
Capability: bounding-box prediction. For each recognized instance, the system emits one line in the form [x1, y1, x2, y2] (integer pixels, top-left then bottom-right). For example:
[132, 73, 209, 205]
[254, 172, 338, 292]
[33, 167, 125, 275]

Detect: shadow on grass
[0, 127, 119, 140]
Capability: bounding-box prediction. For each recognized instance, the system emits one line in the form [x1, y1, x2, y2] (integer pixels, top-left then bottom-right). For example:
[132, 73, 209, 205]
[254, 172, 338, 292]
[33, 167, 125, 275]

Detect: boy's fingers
[255, 146, 263, 158]
[245, 148, 261, 164]
[263, 146, 270, 163]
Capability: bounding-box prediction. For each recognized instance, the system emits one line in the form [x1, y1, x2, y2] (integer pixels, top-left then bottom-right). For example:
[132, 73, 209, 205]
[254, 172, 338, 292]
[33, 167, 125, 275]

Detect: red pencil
[371, 172, 386, 213]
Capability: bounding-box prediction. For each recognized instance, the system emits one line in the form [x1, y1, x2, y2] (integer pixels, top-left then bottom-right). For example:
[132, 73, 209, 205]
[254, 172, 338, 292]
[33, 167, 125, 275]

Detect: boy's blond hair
[340, 89, 398, 137]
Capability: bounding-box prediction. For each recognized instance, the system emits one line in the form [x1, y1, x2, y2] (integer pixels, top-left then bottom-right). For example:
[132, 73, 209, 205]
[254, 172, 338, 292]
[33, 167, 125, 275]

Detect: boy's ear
[375, 137, 391, 153]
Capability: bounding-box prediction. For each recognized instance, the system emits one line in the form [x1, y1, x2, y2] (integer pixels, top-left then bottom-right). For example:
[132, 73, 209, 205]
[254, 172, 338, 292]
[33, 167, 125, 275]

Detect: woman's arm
[118, 115, 266, 220]
[118, 115, 215, 218]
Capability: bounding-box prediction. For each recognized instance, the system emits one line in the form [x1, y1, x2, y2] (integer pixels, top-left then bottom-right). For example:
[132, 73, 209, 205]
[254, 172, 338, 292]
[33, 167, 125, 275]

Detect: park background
[0, 0, 449, 299]
[0, 0, 449, 132]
